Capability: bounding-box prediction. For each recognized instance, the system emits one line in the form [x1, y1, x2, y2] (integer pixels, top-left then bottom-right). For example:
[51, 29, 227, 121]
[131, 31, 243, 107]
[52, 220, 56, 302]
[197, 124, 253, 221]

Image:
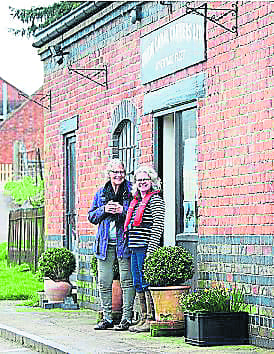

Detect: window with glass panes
[175, 107, 198, 235]
[155, 105, 198, 237]
[112, 119, 137, 181]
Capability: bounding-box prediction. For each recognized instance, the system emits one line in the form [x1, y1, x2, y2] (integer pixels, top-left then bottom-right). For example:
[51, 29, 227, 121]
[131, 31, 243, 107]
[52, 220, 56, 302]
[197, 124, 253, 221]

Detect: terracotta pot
[44, 278, 72, 303]
[112, 279, 123, 311]
[149, 285, 191, 321]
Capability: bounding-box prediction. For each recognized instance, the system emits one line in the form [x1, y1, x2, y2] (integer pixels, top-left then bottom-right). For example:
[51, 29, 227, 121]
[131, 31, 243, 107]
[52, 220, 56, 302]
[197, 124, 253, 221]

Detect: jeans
[98, 245, 135, 322]
[130, 247, 149, 293]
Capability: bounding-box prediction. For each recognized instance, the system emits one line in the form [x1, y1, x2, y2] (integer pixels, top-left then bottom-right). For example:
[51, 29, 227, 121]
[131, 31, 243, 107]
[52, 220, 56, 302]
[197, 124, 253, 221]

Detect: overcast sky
[0, 0, 57, 95]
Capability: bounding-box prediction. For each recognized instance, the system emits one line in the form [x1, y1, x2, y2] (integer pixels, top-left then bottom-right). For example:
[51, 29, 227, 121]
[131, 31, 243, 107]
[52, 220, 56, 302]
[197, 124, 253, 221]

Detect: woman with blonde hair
[124, 165, 165, 332]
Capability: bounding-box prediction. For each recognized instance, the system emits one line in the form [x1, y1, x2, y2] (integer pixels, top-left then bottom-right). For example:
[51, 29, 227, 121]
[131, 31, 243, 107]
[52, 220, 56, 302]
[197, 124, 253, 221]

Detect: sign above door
[141, 14, 206, 84]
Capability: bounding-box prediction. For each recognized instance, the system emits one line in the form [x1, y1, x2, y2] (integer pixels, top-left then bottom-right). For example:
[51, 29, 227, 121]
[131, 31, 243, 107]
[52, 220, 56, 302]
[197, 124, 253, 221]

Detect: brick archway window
[112, 119, 136, 180]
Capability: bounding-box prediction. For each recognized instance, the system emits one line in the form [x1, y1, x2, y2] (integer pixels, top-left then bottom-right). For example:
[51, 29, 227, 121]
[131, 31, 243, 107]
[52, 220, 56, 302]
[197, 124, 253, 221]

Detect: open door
[154, 103, 198, 287]
[65, 133, 76, 251]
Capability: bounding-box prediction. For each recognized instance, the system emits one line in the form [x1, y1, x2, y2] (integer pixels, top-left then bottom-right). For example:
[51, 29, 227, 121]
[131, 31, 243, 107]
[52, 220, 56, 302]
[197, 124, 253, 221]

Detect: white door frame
[162, 114, 175, 246]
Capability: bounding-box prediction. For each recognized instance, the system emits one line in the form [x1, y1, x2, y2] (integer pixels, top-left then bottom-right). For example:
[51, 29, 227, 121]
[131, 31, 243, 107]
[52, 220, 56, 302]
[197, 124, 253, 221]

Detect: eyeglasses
[136, 178, 151, 183]
[111, 170, 125, 175]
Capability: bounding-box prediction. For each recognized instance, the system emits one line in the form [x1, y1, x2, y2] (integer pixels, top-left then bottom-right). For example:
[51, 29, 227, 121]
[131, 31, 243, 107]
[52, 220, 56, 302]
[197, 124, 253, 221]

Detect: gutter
[33, 1, 112, 48]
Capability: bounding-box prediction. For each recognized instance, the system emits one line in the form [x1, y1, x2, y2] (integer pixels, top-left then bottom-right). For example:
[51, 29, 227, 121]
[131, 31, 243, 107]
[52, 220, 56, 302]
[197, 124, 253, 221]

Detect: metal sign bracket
[68, 65, 108, 89]
[18, 90, 52, 111]
[186, 2, 238, 36]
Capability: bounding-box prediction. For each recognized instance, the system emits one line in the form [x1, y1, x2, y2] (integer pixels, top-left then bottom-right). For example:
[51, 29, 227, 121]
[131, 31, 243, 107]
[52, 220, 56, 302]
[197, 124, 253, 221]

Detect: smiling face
[109, 162, 125, 190]
[136, 171, 152, 197]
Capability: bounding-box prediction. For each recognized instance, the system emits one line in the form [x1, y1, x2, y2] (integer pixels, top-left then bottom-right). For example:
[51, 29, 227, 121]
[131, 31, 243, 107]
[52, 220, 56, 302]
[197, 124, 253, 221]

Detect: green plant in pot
[38, 248, 76, 303]
[143, 246, 194, 331]
[180, 285, 249, 346]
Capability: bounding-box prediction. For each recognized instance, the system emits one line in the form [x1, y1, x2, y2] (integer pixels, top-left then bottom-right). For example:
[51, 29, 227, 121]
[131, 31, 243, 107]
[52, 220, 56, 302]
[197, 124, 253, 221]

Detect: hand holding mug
[105, 201, 123, 214]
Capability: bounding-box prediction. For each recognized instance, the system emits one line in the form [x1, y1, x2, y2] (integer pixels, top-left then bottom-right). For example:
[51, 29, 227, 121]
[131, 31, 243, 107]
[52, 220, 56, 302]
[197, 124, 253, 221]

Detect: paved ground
[0, 301, 272, 354]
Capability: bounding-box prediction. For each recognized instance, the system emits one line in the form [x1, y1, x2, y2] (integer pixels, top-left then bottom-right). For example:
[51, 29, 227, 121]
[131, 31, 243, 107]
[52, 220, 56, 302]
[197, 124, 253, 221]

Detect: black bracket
[68, 65, 108, 89]
[186, 2, 238, 36]
[18, 91, 52, 111]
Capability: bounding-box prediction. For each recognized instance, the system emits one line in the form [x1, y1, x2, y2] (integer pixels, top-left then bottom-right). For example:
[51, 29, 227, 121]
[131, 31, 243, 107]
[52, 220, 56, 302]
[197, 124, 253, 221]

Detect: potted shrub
[180, 286, 249, 346]
[38, 248, 76, 303]
[143, 246, 194, 335]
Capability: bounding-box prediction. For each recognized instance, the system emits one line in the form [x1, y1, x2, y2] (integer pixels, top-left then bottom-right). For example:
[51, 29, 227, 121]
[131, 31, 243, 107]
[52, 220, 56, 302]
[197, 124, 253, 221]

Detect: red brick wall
[43, 31, 145, 238]
[40, 2, 273, 343]
[0, 87, 44, 164]
[197, 0, 273, 237]
[41, 0, 273, 251]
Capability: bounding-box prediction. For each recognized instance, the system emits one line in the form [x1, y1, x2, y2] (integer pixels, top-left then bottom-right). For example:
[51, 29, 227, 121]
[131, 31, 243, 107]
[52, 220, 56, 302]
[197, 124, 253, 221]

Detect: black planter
[185, 312, 249, 346]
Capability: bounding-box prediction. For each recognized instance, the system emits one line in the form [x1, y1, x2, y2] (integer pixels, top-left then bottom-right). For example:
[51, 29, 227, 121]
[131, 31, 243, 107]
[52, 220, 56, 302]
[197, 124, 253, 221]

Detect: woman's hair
[132, 165, 162, 195]
[106, 158, 125, 178]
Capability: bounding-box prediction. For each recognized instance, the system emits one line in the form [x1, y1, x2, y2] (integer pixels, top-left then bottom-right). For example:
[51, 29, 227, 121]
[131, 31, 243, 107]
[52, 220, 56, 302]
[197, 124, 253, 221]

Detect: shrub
[4, 176, 44, 207]
[38, 248, 76, 281]
[180, 286, 248, 313]
[143, 246, 194, 287]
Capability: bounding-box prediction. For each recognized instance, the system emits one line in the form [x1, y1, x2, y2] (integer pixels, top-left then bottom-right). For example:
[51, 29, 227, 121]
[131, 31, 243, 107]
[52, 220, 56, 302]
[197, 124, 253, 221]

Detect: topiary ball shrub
[38, 248, 76, 282]
[143, 246, 194, 287]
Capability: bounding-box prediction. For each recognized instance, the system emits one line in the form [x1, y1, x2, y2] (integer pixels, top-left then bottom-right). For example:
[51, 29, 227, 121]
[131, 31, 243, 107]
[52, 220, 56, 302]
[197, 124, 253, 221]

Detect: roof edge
[32, 1, 112, 48]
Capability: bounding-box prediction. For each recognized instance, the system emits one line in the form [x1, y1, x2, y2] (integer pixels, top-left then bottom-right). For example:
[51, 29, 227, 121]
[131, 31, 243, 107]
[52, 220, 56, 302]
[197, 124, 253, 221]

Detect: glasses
[111, 170, 125, 175]
[136, 178, 151, 183]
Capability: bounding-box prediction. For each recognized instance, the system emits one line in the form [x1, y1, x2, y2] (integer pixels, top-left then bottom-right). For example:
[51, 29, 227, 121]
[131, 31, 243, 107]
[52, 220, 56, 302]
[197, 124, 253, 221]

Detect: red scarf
[124, 190, 160, 232]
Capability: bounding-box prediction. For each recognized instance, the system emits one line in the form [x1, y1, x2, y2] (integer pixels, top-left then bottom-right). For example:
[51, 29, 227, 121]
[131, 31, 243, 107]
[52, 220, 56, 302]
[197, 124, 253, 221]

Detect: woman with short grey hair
[88, 158, 135, 331]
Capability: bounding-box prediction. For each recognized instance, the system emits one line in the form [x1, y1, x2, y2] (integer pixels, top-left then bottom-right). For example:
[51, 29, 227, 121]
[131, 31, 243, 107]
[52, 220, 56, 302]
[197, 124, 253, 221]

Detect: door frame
[64, 132, 77, 251]
[153, 102, 198, 287]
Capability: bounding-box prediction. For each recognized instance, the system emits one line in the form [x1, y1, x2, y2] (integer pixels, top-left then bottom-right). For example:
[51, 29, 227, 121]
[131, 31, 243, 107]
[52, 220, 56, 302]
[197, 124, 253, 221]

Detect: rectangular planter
[185, 312, 249, 346]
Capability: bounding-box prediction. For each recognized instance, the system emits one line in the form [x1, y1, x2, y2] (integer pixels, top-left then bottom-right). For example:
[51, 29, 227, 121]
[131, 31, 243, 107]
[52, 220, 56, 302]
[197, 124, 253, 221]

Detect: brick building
[0, 79, 45, 242]
[0, 77, 27, 123]
[0, 77, 27, 186]
[33, 1, 273, 347]
[0, 85, 45, 183]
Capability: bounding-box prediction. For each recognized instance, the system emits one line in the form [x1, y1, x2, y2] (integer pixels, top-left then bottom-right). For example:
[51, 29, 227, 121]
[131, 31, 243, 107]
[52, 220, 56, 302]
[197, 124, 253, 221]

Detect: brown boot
[134, 290, 154, 333]
[129, 292, 147, 332]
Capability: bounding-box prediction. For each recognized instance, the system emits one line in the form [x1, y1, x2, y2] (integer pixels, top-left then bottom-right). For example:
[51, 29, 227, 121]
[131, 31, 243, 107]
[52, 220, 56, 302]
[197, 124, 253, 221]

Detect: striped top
[128, 194, 165, 255]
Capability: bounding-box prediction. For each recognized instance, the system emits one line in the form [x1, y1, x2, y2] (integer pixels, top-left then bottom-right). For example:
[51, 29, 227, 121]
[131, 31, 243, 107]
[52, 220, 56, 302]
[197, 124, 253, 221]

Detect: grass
[0, 242, 43, 305]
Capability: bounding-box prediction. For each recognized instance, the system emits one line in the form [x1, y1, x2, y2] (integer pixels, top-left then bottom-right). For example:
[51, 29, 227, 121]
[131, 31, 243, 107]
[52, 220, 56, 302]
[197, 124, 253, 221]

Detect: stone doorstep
[0, 324, 69, 354]
[43, 301, 79, 310]
[42, 295, 80, 310]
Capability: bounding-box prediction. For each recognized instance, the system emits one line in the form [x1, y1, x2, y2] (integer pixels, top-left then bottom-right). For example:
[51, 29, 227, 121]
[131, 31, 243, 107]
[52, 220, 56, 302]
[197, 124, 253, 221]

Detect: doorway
[65, 133, 76, 251]
[154, 103, 198, 242]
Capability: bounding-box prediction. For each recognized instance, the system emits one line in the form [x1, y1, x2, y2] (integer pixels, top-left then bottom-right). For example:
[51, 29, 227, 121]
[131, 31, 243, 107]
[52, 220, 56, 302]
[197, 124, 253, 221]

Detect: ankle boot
[129, 292, 147, 332]
[134, 290, 154, 333]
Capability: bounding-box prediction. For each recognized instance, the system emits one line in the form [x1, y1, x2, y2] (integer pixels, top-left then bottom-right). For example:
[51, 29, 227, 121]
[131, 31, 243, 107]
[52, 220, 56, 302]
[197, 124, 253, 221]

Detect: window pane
[176, 108, 198, 234]
[113, 119, 136, 181]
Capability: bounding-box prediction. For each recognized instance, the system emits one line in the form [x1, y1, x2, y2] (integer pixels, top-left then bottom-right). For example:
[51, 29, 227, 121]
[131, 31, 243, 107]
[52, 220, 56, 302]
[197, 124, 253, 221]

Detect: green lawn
[0, 242, 43, 304]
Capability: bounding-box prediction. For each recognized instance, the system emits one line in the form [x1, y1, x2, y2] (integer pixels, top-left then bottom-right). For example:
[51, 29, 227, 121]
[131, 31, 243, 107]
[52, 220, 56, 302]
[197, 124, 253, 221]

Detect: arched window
[111, 100, 139, 181]
[113, 119, 136, 180]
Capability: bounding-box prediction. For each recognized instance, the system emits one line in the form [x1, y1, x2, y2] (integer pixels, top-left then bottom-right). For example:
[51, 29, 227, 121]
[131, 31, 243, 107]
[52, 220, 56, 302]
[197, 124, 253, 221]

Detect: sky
[0, 0, 57, 95]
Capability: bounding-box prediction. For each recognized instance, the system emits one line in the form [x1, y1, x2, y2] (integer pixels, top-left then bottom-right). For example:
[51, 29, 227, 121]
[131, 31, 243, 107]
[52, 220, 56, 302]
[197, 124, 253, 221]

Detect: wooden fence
[8, 207, 45, 271]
